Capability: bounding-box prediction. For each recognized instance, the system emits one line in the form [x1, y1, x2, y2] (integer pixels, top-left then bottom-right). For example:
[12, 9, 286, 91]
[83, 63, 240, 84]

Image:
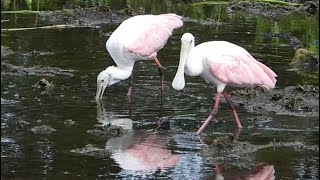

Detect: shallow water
[1, 0, 319, 179]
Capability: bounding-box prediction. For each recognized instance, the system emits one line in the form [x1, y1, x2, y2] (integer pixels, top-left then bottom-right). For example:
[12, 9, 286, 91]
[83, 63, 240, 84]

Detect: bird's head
[172, 33, 195, 91]
[95, 66, 120, 100]
[181, 33, 194, 46]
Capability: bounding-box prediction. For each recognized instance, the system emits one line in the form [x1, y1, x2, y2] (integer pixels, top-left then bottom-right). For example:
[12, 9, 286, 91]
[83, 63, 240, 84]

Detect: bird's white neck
[100, 65, 133, 88]
[110, 66, 133, 81]
[172, 40, 194, 90]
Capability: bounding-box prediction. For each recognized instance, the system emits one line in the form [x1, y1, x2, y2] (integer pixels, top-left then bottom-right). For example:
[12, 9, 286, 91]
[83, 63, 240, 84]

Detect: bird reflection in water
[106, 133, 180, 171]
[213, 163, 275, 180]
[200, 129, 275, 180]
[96, 100, 133, 130]
[96, 101, 180, 172]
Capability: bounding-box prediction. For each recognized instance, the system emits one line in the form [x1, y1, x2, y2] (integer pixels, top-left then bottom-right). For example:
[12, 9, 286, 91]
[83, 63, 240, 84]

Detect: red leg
[214, 163, 221, 173]
[127, 74, 133, 96]
[197, 92, 222, 135]
[214, 163, 224, 179]
[222, 91, 243, 128]
[154, 57, 165, 95]
[154, 57, 164, 69]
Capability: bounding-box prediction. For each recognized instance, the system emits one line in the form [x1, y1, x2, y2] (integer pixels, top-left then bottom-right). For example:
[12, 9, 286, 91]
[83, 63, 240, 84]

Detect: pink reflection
[107, 133, 180, 171]
[214, 163, 275, 180]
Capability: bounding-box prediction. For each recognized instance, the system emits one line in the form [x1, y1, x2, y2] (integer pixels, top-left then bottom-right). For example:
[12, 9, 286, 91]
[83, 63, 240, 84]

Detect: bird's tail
[158, 13, 183, 30]
[257, 62, 277, 89]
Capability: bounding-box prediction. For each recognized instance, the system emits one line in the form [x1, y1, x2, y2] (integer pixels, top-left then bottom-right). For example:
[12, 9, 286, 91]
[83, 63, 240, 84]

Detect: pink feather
[209, 48, 277, 89]
[127, 14, 183, 59]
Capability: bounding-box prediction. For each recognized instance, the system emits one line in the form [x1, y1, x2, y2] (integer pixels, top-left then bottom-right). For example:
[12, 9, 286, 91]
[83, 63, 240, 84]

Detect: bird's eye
[190, 40, 193, 44]
[100, 79, 105, 83]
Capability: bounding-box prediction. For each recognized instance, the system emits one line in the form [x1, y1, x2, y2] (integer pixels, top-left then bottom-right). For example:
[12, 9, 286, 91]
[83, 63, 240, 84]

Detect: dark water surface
[1, 0, 319, 179]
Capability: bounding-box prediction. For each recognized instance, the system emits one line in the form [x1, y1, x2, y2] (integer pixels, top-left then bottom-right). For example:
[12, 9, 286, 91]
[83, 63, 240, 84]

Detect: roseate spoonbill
[172, 33, 277, 135]
[96, 13, 183, 100]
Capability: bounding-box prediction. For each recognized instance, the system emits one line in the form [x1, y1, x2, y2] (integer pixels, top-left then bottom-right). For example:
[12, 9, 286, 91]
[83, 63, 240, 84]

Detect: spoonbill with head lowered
[172, 33, 277, 135]
[96, 13, 183, 100]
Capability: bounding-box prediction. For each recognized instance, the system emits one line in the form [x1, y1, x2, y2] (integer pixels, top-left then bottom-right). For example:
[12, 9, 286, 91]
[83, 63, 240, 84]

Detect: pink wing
[209, 50, 277, 89]
[126, 14, 183, 59]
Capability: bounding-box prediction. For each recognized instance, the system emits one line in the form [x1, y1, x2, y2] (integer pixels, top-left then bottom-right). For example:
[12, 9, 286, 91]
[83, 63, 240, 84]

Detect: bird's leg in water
[127, 74, 134, 103]
[214, 163, 222, 174]
[197, 92, 222, 135]
[127, 74, 134, 96]
[232, 128, 242, 142]
[152, 102, 165, 132]
[154, 57, 165, 94]
[222, 91, 243, 128]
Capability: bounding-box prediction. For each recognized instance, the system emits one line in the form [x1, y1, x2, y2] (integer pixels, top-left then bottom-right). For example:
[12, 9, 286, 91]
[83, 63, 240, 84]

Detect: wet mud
[202, 133, 318, 157]
[180, 0, 318, 20]
[38, 6, 135, 26]
[200, 132, 318, 170]
[30, 125, 56, 135]
[229, 1, 318, 19]
[1, 46, 75, 77]
[1, 62, 75, 77]
[70, 144, 110, 158]
[87, 124, 128, 138]
[231, 85, 319, 117]
[38, 6, 226, 28]
[1, 46, 14, 59]
[33, 78, 54, 92]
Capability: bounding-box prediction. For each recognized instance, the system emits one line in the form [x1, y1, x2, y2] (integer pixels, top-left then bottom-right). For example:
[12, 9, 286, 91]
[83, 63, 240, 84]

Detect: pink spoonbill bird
[96, 13, 183, 100]
[172, 33, 277, 135]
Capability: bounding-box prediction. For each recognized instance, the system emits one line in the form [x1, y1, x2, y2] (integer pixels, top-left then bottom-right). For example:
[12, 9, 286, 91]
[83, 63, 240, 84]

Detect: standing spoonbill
[96, 13, 183, 100]
[172, 33, 277, 135]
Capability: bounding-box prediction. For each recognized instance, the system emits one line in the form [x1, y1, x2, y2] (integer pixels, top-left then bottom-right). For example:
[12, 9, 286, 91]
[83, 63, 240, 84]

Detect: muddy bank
[1, 46, 74, 77]
[39, 6, 136, 26]
[19, 1, 317, 32]
[1, 46, 14, 59]
[38, 6, 225, 28]
[87, 125, 129, 138]
[70, 144, 110, 158]
[1, 62, 75, 77]
[228, 0, 318, 19]
[179, 0, 318, 20]
[200, 133, 318, 169]
[231, 85, 319, 117]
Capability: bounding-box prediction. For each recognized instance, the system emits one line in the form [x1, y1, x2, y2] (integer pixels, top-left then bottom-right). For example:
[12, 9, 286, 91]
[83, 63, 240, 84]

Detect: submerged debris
[1, 137, 22, 158]
[201, 133, 319, 167]
[296, 84, 319, 93]
[15, 119, 30, 128]
[1, 46, 14, 59]
[182, 17, 224, 26]
[64, 119, 75, 127]
[87, 124, 128, 138]
[1, 62, 75, 77]
[202, 134, 258, 156]
[70, 144, 109, 158]
[30, 125, 56, 135]
[33, 78, 55, 94]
